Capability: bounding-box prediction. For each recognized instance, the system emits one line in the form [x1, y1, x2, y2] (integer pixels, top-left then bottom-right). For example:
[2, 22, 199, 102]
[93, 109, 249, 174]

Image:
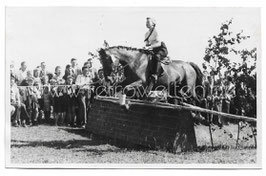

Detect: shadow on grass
[11, 127, 148, 152]
[60, 127, 152, 151]
[11, 126, 256, 154]
[11, 138, 105, 150]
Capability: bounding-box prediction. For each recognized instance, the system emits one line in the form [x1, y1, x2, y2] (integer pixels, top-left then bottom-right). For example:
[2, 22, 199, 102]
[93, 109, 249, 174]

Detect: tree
[232, 48, 256, 117]
[203, 19, 250, 76]
[203, 19, 257, 117]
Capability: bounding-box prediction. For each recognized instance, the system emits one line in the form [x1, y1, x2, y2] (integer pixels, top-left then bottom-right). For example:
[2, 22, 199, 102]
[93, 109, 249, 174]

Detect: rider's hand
[144, 46, 152, 50]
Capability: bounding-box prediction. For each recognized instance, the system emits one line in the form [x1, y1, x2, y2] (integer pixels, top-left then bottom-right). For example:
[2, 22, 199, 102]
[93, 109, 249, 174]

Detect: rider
[144, 17, 168, 90]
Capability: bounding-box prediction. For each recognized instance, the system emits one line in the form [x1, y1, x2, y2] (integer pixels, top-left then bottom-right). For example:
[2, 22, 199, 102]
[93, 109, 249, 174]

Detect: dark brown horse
[98, 46, 203, 102]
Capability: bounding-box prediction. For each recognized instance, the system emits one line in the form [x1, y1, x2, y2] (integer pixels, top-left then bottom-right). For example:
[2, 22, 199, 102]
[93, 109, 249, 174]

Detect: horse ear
[103, 40, 109, 48]
[88, 51, 94, 57]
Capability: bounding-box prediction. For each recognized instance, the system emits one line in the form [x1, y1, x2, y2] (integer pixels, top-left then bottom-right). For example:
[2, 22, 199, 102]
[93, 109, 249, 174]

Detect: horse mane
[107, 45, 153, 55]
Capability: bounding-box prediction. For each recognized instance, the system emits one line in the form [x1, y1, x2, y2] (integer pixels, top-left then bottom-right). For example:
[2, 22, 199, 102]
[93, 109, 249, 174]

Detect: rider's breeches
[152, 54, 161, 75]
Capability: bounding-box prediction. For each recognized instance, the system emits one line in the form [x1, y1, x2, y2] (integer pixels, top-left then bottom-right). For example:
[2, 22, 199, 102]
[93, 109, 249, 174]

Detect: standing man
[144, 17, 168, 92]
[17, 61, 28, 85]
[86, 58, 98, 82]
[70, 58, 82, 82]
[75, 66, 92, 128]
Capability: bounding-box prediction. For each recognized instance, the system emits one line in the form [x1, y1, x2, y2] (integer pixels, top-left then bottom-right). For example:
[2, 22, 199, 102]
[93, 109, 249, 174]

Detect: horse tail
[189, 62, 204, 100]
[189, 62, 203, 86]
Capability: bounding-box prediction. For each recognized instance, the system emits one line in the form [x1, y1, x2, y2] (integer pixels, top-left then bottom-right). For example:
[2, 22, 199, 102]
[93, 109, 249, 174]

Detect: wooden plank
[95, 96, 256, 123]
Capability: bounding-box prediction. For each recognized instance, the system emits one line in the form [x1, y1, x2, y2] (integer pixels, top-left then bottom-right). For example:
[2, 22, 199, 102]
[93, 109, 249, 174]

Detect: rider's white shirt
[145, 28, 160, 46]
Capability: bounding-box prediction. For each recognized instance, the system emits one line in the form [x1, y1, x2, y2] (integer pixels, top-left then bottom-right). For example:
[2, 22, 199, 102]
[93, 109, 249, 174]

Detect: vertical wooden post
[208, 120, 214, 148]
[207, 103, 214, 148]
[236, 121, 241, 148]
[251, 126, 257, 148]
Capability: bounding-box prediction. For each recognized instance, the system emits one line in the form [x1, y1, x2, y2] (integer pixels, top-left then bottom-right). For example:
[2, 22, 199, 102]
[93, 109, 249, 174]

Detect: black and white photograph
[4, 5, 261, 169]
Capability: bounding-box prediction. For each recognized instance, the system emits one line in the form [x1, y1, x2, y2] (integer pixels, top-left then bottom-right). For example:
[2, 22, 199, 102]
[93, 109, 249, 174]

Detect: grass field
[9, 123, 257, 164]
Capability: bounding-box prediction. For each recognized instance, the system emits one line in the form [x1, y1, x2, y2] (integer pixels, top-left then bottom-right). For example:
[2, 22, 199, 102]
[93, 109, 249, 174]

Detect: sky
[6, 7, 260, 72]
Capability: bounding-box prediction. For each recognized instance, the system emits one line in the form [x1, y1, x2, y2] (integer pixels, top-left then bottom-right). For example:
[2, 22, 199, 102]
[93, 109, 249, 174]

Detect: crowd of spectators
[200, 71, 236, 127]
[10, 58, 105, 128]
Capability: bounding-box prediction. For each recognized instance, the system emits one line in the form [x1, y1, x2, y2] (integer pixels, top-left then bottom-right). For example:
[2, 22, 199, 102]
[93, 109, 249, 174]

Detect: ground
[10, 123, 256, 164]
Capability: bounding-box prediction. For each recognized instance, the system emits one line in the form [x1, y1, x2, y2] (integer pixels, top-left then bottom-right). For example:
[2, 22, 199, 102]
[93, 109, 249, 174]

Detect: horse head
[98, 48, 115, 83]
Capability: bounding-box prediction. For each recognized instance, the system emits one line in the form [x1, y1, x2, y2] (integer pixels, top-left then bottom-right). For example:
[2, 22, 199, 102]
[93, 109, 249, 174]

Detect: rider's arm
[149, 41, 162, 48]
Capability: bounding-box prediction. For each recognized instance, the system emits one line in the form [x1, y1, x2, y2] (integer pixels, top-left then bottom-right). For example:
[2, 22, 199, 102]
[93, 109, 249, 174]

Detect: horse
[98, 46, 204, 103]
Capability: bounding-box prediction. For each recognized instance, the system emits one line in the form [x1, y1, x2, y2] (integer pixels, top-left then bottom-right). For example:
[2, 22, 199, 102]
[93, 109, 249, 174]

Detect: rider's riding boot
[147, 58, 160, 93]
[151, 57, 160, 82]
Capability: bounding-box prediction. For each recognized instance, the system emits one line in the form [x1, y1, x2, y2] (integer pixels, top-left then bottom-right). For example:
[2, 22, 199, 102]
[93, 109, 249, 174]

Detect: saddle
[148, 53, 172, 65]
[147, 54, 172, 79]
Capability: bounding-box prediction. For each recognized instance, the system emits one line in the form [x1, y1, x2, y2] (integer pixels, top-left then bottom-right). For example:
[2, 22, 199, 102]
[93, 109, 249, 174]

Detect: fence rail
[96, 96, 257, 123]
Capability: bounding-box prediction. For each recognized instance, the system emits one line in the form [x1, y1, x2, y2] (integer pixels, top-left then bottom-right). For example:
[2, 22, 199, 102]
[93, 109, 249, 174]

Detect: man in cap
[144, 17, 168, 92]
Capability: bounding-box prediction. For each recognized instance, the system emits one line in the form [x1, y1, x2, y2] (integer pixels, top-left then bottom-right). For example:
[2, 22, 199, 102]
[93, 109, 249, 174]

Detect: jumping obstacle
[86, 96, 257, 151]
[86, 96, 197, 152]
